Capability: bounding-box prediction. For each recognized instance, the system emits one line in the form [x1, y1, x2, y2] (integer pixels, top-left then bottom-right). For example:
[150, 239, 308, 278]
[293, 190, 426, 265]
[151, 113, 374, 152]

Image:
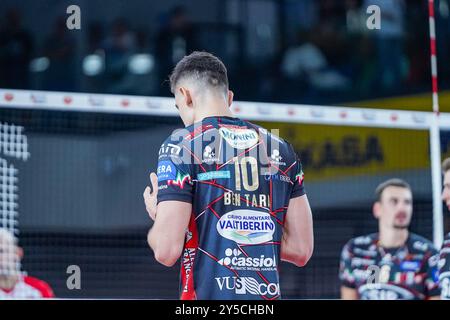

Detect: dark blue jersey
[156, 116, 305, 300]
[339, 233, 440, 300]
[439, 233, 450, 300]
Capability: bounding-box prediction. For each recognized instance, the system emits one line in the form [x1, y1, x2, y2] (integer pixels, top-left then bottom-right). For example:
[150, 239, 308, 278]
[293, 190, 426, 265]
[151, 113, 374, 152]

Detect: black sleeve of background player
[289, 145, 306, 199]
[339, 240, 357, 289]
[440, 234, 450, 299]
[423, 248, 441, 297]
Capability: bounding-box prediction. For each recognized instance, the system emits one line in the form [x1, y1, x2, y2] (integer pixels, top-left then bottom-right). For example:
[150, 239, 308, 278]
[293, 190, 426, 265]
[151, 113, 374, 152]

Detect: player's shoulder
[244, 120, 297, 157]
[408, 233, 437, 254]
[246, 121, 289, 144]
[340, 234, 378, 264]
[23, 276, 54, 298]
[158, 124, 202, 163]
[162, 127, 193, 146]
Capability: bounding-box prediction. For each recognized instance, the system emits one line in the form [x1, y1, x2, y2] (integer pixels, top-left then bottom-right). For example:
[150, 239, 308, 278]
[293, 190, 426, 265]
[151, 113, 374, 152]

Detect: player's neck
[194, 108, 234, 123]
[193, 96, 234, 123]
[379, 228, 409, 248]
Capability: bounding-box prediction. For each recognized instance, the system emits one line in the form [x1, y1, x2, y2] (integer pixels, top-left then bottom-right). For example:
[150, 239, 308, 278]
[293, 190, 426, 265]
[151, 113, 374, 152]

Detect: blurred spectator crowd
[1, 0, 450, 105]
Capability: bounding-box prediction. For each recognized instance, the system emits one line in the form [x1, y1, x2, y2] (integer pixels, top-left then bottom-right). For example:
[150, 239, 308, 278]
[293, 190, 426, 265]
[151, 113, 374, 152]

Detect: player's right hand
[143, 172, 158, 221]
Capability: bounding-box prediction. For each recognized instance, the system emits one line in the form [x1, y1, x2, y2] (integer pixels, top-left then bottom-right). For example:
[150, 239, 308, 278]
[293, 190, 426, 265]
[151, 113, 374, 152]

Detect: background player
[0, 228, 54, 299]
[440, 158, 450, 300]
[339, 179, 440, 300]
[143, 51, 313, 300]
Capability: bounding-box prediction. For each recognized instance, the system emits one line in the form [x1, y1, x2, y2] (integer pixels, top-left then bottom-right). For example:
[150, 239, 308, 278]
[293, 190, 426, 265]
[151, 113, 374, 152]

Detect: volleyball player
[143, 51, 313, 300]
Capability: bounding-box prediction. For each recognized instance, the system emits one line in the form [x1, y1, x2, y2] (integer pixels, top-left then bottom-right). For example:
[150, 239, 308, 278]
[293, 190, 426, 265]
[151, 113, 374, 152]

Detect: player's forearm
[147, 227, 157, 253]
[281, 196, 314, 267]
[147, 216, 184, 267]
[280, 232, 313, 267]
[280, 216, 314, 266]
[146, 207, 162, 255]
[148, 227, 179, 267]
[280, 242, 305, 266]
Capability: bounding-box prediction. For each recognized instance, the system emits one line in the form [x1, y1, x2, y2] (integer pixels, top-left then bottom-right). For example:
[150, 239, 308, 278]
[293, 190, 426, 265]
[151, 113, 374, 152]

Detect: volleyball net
[0, 88, 447, 298]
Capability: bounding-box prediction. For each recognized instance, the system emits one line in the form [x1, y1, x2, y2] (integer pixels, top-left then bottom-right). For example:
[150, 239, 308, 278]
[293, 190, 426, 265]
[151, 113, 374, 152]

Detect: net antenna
[428, 0, 444, 248]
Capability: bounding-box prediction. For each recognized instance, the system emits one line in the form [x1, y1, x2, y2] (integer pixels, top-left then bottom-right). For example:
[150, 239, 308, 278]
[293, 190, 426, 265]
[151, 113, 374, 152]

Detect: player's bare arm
[281, 195, 314, 267]
[144, 172, 191, 267]
[340, 286, 358, 300]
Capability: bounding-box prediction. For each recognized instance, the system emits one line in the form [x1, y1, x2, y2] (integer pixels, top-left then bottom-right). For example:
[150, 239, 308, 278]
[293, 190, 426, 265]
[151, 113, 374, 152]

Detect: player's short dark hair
[375, 178, 411, 202]
[442, 158, 450, 174]
[169, 51, 229, 93]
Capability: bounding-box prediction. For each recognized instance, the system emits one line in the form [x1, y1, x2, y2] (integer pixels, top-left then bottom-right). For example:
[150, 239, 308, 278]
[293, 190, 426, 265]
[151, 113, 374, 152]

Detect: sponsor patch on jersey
[215, 276, 280, 296]
[350, 257, 376, 268]
[295, 170, 305, 185]
[353, 236, 373, 246]
[216, 209, 275, 244]
[432, 269, 440, 283]
[269, 149, 286, 166]
[182, 248, 196, 293]
[263, 173, 291, 183]
[353, 247, 378, 257]
[157, 161, 176, 181]
[197, 171, 231, 181]
[413, 241, 429, 252]
[217, 248, 277, 271]
[219, 127, 259, 149]
[167, 172, 192, 189]
[202, 146, 221, 164]
[400, 261, 421, 272]
[158, 143, 181, 159]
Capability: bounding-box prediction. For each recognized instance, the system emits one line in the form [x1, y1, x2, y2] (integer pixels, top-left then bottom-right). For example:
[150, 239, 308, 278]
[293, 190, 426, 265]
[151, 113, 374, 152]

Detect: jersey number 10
[233, 156, 259, 192]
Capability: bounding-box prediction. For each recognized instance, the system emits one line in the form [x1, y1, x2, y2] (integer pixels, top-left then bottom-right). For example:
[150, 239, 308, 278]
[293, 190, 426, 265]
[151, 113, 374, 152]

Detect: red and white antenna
[428, 0, 444, 248]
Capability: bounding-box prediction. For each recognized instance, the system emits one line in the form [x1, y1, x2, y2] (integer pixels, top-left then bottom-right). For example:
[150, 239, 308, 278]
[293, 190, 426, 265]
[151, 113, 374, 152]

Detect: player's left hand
[143, 172, 158, 221]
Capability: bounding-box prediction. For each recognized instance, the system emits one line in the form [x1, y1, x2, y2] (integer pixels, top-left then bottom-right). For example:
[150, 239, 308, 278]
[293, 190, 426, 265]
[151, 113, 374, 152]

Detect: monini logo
[219, 127, 259, 149]
[216, 210, 275, 245]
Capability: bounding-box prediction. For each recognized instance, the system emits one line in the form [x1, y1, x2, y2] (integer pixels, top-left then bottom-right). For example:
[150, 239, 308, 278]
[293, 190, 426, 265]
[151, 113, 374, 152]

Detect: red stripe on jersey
[184, 124, 215, 141]
[180, 214, 199, 300]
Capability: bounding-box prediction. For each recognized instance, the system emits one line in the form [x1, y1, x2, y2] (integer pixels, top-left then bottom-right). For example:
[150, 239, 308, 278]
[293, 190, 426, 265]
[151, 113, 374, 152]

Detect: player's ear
[373, 202, 381, 219]
[227, 90, 234, 107]
[179, 87, 193, 108]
